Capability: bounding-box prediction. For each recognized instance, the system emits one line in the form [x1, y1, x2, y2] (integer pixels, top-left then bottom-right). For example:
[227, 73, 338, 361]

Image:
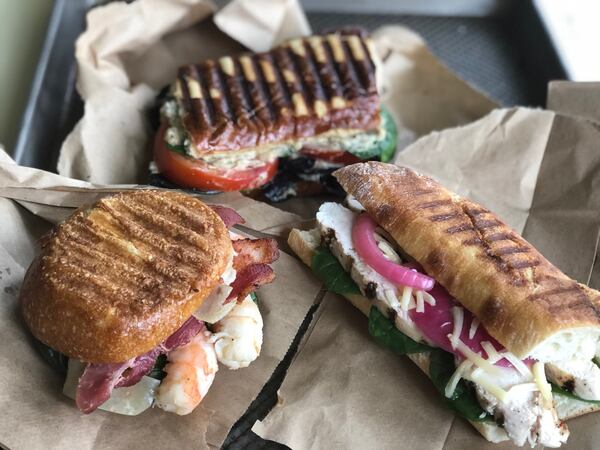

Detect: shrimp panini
[288, 162, 600, 447]
[21, 190, 278, 415]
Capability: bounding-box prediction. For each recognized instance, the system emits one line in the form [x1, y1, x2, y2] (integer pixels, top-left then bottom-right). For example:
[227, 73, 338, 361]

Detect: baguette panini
[288, 162, 600, 446]
[334, 162, 600, 362]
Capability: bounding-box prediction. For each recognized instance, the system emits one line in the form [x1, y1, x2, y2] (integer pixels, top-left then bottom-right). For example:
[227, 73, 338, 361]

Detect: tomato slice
[299, 146, 363, 165]
[154, 125, 278, 191]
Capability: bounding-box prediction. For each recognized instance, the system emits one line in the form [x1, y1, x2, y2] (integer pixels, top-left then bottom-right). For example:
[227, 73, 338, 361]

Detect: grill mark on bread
[321, 38, 346, 99]
[495, 246, 530, 256]
[99, 202, 211, 269]
[173, 32, 380, 153]
[418, 199, 453, 210]
[213, 61, 235, 121]
[429, 212, 462, 222]
[251, 55, 277, 123]
[486, 232, 513, 242]
[446, 223, 476, 234]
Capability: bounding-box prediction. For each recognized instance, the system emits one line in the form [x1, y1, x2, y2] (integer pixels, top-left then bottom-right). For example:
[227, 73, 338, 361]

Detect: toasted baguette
[288, 228, 600, 442]
[333, 162, 600, 362]
[171, 29, 380, 156]
[20, 190, 233, 363]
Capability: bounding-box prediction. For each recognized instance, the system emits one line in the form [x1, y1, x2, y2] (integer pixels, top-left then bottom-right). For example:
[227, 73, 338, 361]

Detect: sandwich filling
[310, 201, 575, 447]
[35, 206, 278, 416]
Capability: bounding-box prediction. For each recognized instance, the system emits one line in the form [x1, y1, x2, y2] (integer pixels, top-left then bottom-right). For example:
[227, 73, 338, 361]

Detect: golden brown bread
[333, 162, 600, 360]
[172, 29, 380, 155]
[20, 190, 233, 363]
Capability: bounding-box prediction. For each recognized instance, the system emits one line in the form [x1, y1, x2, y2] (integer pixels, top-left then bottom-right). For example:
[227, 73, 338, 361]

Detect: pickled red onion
[409, 283, 518, 368]
[352, 213, 435, 291]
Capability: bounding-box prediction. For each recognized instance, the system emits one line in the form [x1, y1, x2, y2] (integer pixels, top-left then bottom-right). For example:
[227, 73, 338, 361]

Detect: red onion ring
[352, 213, 435, 291]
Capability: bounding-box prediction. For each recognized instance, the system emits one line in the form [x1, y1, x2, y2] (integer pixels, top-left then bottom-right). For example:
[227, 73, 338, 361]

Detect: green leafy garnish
[148, 354, 168, 381]
[250, 292, 259, 305]
[378, 107, 398, 163]
[552, 383, 600, 404]
[429, 348, 493, 422]
[368, 306, 432, 354]
[311, 247, 361, 295]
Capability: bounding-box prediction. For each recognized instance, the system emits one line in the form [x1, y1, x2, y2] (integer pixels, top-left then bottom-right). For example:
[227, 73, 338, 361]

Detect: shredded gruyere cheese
[450, 336, 502, 376]
[445, 360, 473, 398]
[468, 371, 509, 403]
[422, 291, 436, 306]
[384, 289, 400, 310]
[469, 317, 480, 339]
[400, 286, 413, 311]
[503, 352, 532, 378]
[533, 362, 553, 408]
[480, 341, 502, 364]
[415, 290, 425, 313]
[507, 382, 538, 398]
[450, 307, 464, 349]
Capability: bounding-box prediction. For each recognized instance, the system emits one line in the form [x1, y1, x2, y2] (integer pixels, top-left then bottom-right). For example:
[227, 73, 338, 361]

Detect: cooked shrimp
[211, 295, 263, 370]
[155, 330, 218, 415]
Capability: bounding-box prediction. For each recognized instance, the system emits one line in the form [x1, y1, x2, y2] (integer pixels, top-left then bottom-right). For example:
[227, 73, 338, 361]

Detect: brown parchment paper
[0, 150, 321, 450]
[253, 100, 600, 448]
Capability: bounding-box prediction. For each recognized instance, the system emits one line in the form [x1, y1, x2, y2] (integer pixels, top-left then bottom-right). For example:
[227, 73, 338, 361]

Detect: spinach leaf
[378, 107, 398, 163]
[33, 338, 69, 375]
[368, 306, 432, 354]
[429, 348, 493, 422]
[311, 247, 361, 295]
[148, 354, 168, 381]
[552, 383, 600, 404]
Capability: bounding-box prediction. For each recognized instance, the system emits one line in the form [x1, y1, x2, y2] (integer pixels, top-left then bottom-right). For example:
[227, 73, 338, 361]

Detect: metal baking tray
[11, 1, 566, 448]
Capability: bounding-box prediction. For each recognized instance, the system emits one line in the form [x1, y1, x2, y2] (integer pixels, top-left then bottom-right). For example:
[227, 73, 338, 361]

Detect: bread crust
[20, 190, 232, 363]
[333, 162, 600, 359]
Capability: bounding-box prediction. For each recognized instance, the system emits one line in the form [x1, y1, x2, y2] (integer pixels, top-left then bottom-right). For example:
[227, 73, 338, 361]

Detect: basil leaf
[250, 292, 259, 305]
[378, 107, 398, 163]
[33, 338, 69, 375]
[148, 354, 168, 381]
[552, 383, 600, 404]
[311, 247, 361, 295]
[429, 348, 493, 422]
[368, 306, 432, 354]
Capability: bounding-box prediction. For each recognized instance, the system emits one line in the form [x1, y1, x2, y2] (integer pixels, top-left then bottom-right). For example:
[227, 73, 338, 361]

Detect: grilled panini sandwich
[153, 28, 397, 199]
[289, 162, 600, 447]
[21, 190, 278, 415]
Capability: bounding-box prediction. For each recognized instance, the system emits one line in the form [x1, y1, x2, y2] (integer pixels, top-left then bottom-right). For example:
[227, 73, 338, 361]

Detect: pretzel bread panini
[152, 28, 398, 198]
[20, 190, 279, 416]
[289, 162, 600, 447]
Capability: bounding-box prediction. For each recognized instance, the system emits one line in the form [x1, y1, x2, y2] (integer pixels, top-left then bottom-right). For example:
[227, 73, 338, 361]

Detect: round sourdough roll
[20, 190, 233, 363]
[333, 162, 600, 362]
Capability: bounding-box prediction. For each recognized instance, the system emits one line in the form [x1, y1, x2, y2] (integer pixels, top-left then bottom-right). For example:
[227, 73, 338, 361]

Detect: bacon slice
[227, 263, 275, 303]
[76, 318, 205, 413]
[210, 205, 245, 229]
[232, 238, 279, 271]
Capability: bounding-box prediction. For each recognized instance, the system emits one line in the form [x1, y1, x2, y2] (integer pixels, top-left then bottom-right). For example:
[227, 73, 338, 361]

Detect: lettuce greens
[311, 247, 361, 295]
[368, 307, 431, 354]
